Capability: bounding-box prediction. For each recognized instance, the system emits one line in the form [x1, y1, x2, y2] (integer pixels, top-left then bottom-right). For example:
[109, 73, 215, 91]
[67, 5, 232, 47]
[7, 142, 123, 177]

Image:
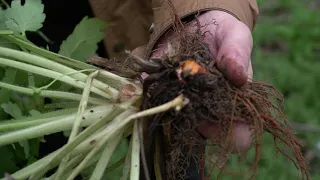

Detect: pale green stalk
[7, 127, 101, 180]
[0, 46, 119, 98]
[0, 107, 78, 125]
[120, 138, 133, 180]
[2, 34, 98, 70]
[69, 110, 135, 156]
[66, 131, 123, 180]
[48, 155, 85, 180]
[89, 131, 123, 180]
[52, 151, 102, 180]
[5, 110, 134, 180]
[70, 70, 100, 141]
[0, 105, 113, 146]
[37, 69, 96, 91]
[0, 82, 106, 105]
[54, 70, 99, 180]
[29, 106, 124, 180]
[43, 102, 81, 109]
[98, 70, 142, 93]
[130, 120, 140, 180]
[0, 115, 68, 131]
[84, 95, 187, 146]
[49, 153, 101, 180]
[0, 57, 111, 99]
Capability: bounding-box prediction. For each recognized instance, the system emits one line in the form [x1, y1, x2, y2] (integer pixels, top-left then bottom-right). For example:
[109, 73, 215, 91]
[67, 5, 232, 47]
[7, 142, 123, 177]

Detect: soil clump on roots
[139, 3, 310, 180]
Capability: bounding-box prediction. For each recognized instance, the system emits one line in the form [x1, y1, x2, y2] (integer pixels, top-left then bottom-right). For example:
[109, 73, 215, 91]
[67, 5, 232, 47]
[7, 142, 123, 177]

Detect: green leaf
[29, 109, 41, 116]
[0, 68, 17, 119]
[4, 0, 46, 34]
[1, 101, 22, 119]
[58, 16, 107, 61]
[0, 145, 19, 175]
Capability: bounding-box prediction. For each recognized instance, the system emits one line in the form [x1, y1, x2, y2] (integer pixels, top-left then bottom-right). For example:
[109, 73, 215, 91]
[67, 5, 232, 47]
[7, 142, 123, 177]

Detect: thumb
[215, 17, 253, 87]
[131, 45, 150, 79]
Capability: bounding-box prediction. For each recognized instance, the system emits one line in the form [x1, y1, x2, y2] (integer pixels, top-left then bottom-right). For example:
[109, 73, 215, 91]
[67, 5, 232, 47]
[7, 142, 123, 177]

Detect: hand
[134, 10, 254, 153]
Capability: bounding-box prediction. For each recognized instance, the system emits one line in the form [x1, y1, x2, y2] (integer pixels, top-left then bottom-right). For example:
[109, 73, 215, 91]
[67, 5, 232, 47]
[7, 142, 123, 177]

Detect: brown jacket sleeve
[89, 0, 154, 59]
[89, 0, 259, 59]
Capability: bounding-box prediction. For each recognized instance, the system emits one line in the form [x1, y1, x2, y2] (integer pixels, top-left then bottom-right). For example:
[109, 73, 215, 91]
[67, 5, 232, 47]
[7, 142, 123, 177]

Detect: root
[139, 1, 310, 180]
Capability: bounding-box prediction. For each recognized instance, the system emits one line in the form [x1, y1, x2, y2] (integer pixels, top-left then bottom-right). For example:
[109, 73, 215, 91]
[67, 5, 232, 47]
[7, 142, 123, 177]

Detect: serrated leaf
[4, 0, 46, 34]
[0, 5, 19, 49]
[58, 16, 107, 61]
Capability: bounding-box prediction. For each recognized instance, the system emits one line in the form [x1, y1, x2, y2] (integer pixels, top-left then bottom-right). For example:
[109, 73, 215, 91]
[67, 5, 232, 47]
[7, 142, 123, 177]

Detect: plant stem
[0, 107, 78, 124]
[66, 132, 122, 180]
[29, 106, 125, 180]
[0, 45, 120, 98]
[54, 71, 99, 179]
[0, 57, 112, 99]
[0, 105, 114, 146]
[8, 122, 110, 180]
[105, 155, 126, 173]
[76, 95, 187, 155]
[0, 115, 66, 131]
[89, 132, 123, 180]
[98, 71, 142, 94]
[120, 138, 132, 180]
[2, 34, 97, 70]
[37, 69, 96, 91]
[49, 152, 102, 180]
[6, 111, 133, 180]
[8, 130, 98, 180]
[36, 30, 54, 44]
[48, 154, 85, 180]
[43, 102, 80, 109]
[70, 70, 99, 141]
[0, 82, 106, 105]
[0, 30, 13, 35]
[68, 110, 135, 156]
[0, 0, 9, 8]
[130, 119, 140, 180]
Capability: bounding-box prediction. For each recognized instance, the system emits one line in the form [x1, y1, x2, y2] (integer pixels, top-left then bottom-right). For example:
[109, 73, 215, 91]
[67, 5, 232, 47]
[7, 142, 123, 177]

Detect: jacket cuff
[144, 0, 259, 59]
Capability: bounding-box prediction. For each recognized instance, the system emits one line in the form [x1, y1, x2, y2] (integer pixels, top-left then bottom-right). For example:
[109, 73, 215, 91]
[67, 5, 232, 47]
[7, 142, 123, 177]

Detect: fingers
[214, 14, 253, 87]
[196, 121, 252, 154]
[131, 44, 147, 57]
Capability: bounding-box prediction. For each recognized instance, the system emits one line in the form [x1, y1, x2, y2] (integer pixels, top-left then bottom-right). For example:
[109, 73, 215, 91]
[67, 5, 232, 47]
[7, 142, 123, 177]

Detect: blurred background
[243, 0, 320, 179]
[0, 0, 319, 179]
